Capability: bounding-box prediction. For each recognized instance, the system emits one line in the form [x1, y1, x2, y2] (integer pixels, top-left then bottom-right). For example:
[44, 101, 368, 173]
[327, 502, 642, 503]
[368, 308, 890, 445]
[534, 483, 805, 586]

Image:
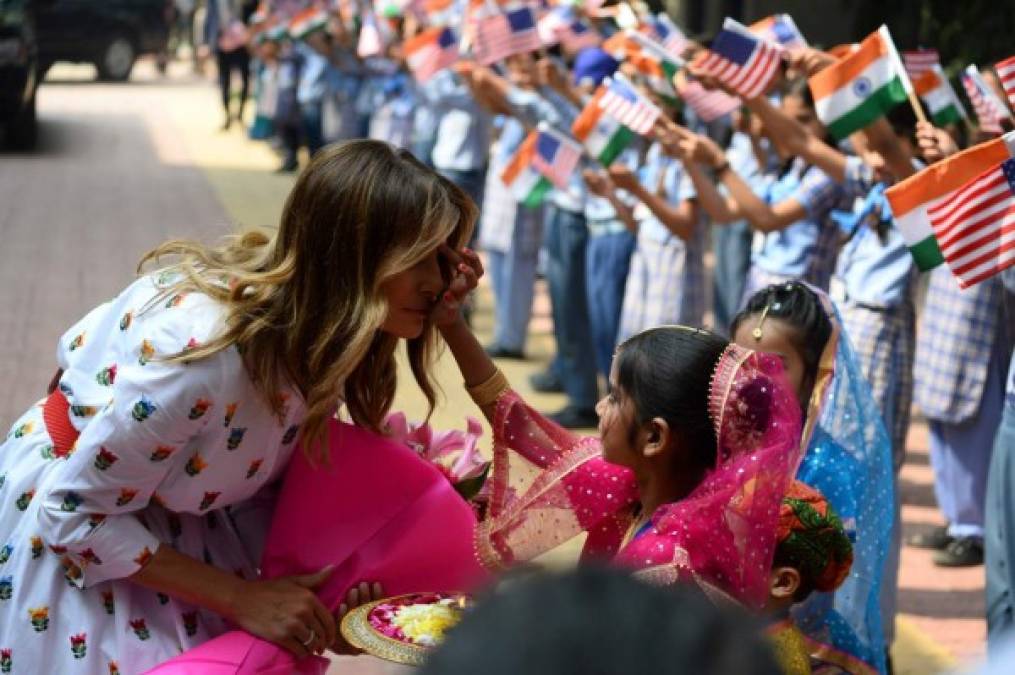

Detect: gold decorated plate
[340, 592, 471, 666]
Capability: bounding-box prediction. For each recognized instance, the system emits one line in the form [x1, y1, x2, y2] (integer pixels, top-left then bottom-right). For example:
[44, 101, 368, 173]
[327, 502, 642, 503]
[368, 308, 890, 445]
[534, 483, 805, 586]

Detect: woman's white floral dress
[0, 273, 305, 674]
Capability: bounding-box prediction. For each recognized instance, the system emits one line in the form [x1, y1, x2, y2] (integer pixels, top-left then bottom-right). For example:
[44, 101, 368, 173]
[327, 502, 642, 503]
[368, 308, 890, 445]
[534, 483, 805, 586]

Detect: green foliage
[855, 0, 1015, 74]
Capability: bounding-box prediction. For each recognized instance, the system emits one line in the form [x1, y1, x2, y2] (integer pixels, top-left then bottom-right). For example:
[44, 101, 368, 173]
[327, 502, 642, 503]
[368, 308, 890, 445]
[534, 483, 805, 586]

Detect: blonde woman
[0, 140, 476, 673]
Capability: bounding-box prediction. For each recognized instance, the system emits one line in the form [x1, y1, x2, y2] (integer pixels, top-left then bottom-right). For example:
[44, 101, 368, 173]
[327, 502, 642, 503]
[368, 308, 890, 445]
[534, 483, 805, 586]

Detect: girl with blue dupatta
[733, 283, 894, 675]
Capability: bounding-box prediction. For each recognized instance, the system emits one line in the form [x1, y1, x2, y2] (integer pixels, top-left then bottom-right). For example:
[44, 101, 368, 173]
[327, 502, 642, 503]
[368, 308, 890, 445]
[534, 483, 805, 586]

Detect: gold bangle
[466, 369, 510, 408]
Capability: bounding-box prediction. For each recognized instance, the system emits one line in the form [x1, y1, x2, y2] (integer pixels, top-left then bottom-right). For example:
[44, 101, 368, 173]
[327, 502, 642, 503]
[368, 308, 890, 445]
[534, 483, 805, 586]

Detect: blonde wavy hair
[138, 140, 476, 458]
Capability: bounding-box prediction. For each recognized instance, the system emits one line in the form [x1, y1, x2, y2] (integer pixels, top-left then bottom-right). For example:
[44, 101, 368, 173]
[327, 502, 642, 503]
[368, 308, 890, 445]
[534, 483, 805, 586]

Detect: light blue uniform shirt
[753, 159, 845, 287]
[834, 155, 915, 308]
[1002, 267, 1015, 406]
[421, 70, 492, 172]
[636, 143, 696, 243]
[585, 146, 641, 232]
[296, 42, 329, 106]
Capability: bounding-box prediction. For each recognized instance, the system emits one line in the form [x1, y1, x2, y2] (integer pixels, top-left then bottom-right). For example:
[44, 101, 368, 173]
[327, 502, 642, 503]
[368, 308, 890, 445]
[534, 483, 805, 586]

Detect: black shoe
[485, 344, 525, 360]
[932, 536, 984, 567]
[530, 370, 563, 393]
[907, 525, 953, 550]
[547, 405, 599, 429]
[276, 159, 298, 173]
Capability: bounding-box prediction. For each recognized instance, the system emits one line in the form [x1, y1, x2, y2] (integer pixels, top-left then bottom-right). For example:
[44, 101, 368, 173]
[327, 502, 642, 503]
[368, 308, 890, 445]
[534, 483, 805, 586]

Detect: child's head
[505, 53, 538, 89]
[768, 480, 853, 609]
[598, 327, 728, 485]
[731, 283, 833, 412]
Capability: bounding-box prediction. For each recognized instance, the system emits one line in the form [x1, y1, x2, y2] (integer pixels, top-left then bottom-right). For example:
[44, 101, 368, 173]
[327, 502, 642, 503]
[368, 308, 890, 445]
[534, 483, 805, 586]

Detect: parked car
[0, 0, 39, 149]
[35, 0, 171, 81]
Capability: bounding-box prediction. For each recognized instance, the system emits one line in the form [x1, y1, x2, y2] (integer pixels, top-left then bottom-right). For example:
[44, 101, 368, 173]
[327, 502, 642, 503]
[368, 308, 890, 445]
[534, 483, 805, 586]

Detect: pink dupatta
[147, 419, 489, 674]
[476, 344, 803, 609]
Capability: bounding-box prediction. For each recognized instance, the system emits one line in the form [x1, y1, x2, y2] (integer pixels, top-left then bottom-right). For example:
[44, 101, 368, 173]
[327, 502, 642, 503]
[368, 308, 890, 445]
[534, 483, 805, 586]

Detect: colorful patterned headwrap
[775, 480, 853, 594]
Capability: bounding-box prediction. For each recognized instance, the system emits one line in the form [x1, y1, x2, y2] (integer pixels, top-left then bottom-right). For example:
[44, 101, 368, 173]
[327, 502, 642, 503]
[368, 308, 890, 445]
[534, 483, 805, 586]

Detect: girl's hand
[583, 168, 615, 197]
[227, 567, 336, 657]
[433, 246, 484, 328]
[916, 120, 959, 164]
[332, 582, 385, 655]
[607, 164, 640, 192]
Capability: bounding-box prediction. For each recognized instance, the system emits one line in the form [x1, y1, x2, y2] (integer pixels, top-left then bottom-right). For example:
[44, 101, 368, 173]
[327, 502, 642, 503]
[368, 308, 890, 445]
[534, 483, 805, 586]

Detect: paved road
[0, 67, 230, 424]
[0, 60, 987, 674]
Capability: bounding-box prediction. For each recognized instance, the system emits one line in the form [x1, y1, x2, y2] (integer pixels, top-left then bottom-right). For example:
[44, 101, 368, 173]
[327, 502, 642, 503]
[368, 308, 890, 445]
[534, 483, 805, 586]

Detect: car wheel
[7, 93, 37, 151]
[96, 35, 136, 82]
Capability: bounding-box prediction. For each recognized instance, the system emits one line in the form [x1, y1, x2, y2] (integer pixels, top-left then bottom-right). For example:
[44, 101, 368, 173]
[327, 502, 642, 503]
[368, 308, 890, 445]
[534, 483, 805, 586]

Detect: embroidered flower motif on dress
[96, 364, 117, 387]
[165, 292, 188, 309]
[27, 606, 48, 632]
[69, 632, 87, 659]
[188, 398, 211, 420]
[29, 537, 42, 559]
[12, 423, 32, 439]
[246, 459, 263, 479]
[114, 488, 138, 507]
[199, 491, 221, 511]
[131, 397, 156, 422]
[118, 311, 132, 331]
[223, 403, 238, 427]
[93, 447, 118, 471]
[138, 339, 155, 366]
[184, 454, 207, 476]
[226, 428, 247, 450]
[128, 618, 150, 640]
[68, 332, 85, 351]
[0, 647, 9, 673]
[14, 490, 34, 511]
[182, 610, 199, 636]
[60, 491, 82, 512]
[0, 576, 11, 600]
[149, 445, 174, 462]
[133, 547, 153, 567]
[101, 591, 114, 615]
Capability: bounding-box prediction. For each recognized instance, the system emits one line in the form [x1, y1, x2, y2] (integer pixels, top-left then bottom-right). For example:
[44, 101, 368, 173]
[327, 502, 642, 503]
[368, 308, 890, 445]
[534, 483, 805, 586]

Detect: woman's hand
[433, 245, 484, 328]
[331, 582, 386, 655]
[227, 567, 336, 657]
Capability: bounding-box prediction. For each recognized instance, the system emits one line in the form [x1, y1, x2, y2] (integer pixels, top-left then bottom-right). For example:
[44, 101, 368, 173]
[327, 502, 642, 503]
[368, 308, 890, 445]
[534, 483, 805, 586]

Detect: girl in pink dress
[438, 251, 807, 609]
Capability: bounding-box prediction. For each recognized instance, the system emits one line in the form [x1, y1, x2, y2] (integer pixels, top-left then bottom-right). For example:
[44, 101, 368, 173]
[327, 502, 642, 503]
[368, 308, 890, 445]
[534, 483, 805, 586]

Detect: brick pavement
[0, 58, 990, 674]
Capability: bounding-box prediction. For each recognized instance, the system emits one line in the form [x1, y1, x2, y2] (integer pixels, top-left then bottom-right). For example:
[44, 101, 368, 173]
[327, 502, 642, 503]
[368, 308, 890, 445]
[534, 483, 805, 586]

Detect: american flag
[962, 66, 1011, 134]
[926, 156, 1015, 288]
[531, 123, 583, 189]
[646, 14, 688, 59]
[903, 49, 940, 80]
[472, 6, 541, 65]
[691, 22, 783, 99]
[598, 73, 662, 134]
[678, 78, 741, 122]
[405, 26, 459, 83]
[996, 56, 1015, 112]
[749, 14, 807, 50]
[537, 6, 601, 52]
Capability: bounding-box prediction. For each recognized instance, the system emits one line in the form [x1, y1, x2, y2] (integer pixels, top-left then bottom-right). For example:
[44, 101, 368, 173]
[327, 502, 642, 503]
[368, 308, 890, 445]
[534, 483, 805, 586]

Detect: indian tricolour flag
[808, 25, 911, 141]
[289, 7, 329, 40]
[625, 31, 682, 101]
[914, 64, 967, 127]
[572, 88, 635, 164]
[501, 132, 553, 208]
[885, 131, 1015, 271]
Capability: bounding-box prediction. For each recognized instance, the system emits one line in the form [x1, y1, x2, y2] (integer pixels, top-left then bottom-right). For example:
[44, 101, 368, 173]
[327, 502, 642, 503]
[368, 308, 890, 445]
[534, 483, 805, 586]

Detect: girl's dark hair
[731, 283, 833, 385]
[614, 327, 729, 471]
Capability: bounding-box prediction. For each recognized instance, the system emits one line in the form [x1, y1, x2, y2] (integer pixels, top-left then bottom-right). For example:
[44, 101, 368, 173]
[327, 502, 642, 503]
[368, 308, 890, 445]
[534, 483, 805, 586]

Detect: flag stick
[907, 87, 928, 124]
